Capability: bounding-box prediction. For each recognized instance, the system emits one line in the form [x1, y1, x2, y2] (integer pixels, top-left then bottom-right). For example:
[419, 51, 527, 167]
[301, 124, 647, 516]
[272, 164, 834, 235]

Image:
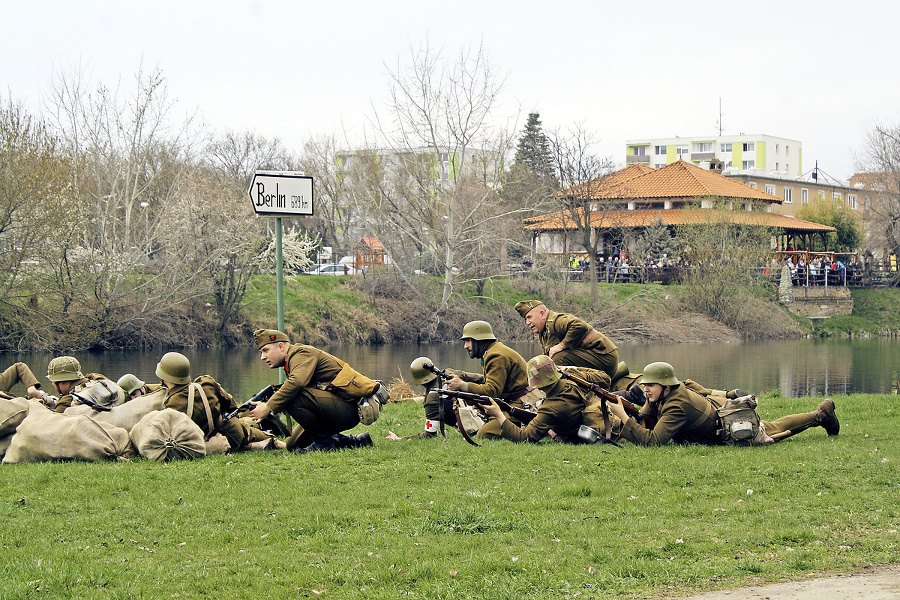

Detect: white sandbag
[65, 387, 167, 431]
[205, 433, 231, 455]
[3, 407, 133, 463]
[0, 397, 30, 437]
[129, 409, 206, 461]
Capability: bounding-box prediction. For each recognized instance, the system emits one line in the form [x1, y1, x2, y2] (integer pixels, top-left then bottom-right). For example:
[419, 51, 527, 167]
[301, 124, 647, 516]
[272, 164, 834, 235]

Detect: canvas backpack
[716, 395, 775, 446]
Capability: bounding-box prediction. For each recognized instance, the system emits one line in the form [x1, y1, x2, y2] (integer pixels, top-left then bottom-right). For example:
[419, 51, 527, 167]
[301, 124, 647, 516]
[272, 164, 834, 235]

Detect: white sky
[4, 0, 898, 180]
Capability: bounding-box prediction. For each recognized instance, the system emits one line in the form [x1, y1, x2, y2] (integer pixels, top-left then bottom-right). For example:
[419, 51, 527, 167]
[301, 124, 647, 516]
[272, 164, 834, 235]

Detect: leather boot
[812, 398, 840, 435]
[332, 432, 374, 449]
[613, 385, 646, 406]
[726, 389, 749, 400]
[294, 434, 340, 453]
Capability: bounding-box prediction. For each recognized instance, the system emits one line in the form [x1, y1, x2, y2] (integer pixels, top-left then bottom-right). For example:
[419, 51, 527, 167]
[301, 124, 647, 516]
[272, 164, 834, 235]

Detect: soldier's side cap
[514, 299, 543, 318]
[254, 329, 290, 350]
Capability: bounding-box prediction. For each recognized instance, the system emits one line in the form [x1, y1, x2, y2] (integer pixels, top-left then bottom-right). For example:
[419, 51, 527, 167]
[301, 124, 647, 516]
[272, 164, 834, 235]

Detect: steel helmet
[116, 373, 146, 396]
[460, 320, 496, 341]
[527, 355, 561, 389]
[155, 352, 191, 384]
[47, 356, 84, 382]
[641, 362, 679, 387]
[409, 357, 438, 385]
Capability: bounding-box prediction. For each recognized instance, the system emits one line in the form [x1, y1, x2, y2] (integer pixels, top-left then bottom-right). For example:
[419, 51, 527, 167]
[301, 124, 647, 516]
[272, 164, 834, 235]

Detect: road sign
[247, 171, 314, 216]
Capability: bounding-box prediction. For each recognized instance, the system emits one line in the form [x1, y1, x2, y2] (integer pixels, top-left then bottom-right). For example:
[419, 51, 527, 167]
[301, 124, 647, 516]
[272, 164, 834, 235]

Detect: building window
[655, 145, 667, 155]
[742, 142, 755, 152]
[786, 146, 790, 156]
[833, 191, 842, 201]
[801, 188, 808, 204]
[848, 194, 857, 209]
[775, 163, 780, 171]
[676, 146, 689, 155]
[765, 184, 776, 195]
[748, 182, 757, 189]
[721, 143, 732, 152]
[633, 146, 646, 156]
[784, 188, 793, 203]
[693, 142, 712, 152]
[775, 144, 780, 154]
[742, 160, 755, 169]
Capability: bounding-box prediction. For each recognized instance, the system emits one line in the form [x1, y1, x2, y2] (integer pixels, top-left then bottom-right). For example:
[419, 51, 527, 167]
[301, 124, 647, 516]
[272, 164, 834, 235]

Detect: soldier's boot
[333, 432, 374, 449]
[726, 389, 749, 399]
[613, 385, 646, 406]
[294, 433, 340, 454]
[812, 398, 840, 436]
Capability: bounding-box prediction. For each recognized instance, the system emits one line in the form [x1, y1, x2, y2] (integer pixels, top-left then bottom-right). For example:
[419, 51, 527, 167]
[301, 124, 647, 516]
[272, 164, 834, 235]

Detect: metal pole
[275, 217, 285, 385]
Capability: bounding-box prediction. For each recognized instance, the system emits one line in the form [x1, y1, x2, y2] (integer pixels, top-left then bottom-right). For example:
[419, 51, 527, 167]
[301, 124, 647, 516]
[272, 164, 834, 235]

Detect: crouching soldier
[155, 352, 283, 451]
[248, 329, 377, 453]
[387, 356, 455, 441]
[48, 356, 125, 413]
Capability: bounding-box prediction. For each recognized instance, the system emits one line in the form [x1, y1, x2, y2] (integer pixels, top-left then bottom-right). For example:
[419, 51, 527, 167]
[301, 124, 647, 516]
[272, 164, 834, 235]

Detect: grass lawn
[1, 393, 897, 599]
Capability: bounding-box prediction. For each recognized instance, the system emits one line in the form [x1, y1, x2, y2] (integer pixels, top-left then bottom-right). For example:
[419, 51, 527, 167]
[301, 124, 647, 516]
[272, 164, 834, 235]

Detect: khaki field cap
[254, 329, 290, 350]
[155, 352, 192, 385]
[47, 356, 84, 382]
[641, 362, 679, 387]
[409, 357, 438, 385]
[460, 320, 497, 341]
[514, 299, 542, 318]
[116, 373, 146, 395]
[527, 355, 561, 389]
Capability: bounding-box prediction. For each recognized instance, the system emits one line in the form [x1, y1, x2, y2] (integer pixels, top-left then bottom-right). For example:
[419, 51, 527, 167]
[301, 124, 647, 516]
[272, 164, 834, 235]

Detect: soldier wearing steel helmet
[386, 357, 454, 441]
[116, 373, 163, 400]
[514, 299, 619, 378]
[608, 362, 840, 446]
[480, 355, 600, 443]
[47, 356, 124, 413]
[156, 352, 283, 451]
[445, 320, 541, 439]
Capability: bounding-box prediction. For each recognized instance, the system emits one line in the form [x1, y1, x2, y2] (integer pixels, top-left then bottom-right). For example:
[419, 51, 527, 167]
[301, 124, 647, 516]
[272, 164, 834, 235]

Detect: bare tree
[858, 123, 900, 282]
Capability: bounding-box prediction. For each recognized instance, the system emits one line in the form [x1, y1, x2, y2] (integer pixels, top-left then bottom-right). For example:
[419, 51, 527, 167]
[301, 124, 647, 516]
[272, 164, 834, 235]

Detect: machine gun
[204, 384, 282, 441]
[557, 369, 654, 442]
[436, 388, 540, 447]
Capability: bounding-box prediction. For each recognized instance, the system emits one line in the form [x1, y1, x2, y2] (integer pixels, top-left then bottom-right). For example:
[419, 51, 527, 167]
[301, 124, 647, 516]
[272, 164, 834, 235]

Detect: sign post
[247, 170, 314, 344]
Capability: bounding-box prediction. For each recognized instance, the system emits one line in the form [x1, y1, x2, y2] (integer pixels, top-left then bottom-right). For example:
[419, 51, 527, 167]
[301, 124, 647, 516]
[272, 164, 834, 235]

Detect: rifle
[438, 389, 539, 425]
[204, 383, 281, 441]
[70, 391, 112, 412]
[420, 362, 454, 437]
[557, 370, 654, 442]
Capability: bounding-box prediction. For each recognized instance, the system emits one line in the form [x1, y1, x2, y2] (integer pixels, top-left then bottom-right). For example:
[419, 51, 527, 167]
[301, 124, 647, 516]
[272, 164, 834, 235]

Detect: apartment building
[625, 134, 802, 178]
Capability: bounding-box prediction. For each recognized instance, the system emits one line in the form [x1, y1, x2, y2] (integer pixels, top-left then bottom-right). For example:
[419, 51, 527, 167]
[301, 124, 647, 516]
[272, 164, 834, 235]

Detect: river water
[3, 338, 899, 400]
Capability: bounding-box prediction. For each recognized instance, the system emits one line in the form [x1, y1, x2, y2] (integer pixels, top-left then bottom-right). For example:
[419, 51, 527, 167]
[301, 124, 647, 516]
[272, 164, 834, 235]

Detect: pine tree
[512, 112, 556, 185]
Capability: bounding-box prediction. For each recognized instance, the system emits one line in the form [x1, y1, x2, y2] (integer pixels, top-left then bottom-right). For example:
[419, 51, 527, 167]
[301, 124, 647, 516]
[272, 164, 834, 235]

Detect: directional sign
[247, 171, 314, 216]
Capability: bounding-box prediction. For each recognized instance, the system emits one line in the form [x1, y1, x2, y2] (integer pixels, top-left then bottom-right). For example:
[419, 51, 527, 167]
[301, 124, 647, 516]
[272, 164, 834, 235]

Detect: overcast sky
[4, 0, 897, 180]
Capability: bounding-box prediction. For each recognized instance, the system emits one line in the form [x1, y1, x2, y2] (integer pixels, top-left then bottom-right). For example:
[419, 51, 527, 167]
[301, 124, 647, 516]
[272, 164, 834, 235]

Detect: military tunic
[264, 344, 360, 449]
[539, 311, 619, 377]
[0, 362, 41, 395]
[498, 378, 589, 443]
[163, 375, 268, 450]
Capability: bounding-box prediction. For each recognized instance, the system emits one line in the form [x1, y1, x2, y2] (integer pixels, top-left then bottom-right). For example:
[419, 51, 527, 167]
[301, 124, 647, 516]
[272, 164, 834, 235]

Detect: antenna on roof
[715, 98, 723, 136]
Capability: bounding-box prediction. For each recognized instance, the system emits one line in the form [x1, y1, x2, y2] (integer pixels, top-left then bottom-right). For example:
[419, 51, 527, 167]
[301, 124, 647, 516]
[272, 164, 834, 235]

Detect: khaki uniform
[620, 382, 824, 446]
[539, 311, 619, 378]
[54, 373, 118, 413]
[265, 344, 360, 450]
[499, 378, 591, 443]
[0, 362, 41, 395]
[163, 375, 269, 450]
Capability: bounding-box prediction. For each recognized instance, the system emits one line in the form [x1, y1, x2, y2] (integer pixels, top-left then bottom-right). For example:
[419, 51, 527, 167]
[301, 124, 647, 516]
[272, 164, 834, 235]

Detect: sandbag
[65, 387, 167, 431]
[0, 397, 30, 437]
[0, 433, 12, 459]
[130, 409, 206, 461]
[205, 433, 231, 455]
[3, 406, 133, 463]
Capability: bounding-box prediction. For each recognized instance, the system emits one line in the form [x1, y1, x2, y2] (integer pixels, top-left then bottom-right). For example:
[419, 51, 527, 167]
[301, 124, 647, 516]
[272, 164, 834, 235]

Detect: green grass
[1, 393, 897, 599]
[815, 288, 900, 337]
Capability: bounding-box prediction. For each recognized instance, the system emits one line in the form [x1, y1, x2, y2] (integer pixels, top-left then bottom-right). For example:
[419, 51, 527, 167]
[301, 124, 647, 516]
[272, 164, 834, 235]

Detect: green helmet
[641, 362, 679, 386]
[47, 356, 84, 382]
[155, 352, 191, 384]
[460, 320, 496, 341]
[527, 355, 560, 389]
[409, 357, 438, 385]
[116, 373, 146, 396]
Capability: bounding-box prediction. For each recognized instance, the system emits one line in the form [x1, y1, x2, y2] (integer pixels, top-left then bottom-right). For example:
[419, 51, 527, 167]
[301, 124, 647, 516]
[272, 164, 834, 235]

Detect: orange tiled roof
[525, 208, 836, 233]
[561, 159, 783, 203]
[357, 237, 384, 251]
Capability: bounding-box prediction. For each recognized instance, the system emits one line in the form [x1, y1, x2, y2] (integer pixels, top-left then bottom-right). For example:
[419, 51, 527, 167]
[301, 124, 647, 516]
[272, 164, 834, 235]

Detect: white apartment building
[625, 134, 802, 178]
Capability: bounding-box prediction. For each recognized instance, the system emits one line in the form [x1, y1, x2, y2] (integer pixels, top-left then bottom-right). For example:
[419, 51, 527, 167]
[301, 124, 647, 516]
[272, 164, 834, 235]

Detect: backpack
[716, 395, 775, 446]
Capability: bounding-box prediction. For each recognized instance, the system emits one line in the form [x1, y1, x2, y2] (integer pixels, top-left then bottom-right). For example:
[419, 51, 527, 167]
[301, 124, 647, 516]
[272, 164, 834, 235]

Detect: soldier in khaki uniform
[248, 329, 373, 452]
[609, 362, 840, 446]
[116, 373, 163, 400]
[515, 299, 619, 378]
[0, 362, 48, 402]
[481, 355, 598, 443]
[155, 352, 281, 451]
[47, 356, 125, 413]
[446, 321, 541, 439]
[387, 357, 455, 440]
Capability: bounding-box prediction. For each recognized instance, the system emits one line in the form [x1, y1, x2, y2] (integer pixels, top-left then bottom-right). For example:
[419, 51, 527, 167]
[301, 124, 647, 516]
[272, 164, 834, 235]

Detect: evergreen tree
[512, 112, 556, 185]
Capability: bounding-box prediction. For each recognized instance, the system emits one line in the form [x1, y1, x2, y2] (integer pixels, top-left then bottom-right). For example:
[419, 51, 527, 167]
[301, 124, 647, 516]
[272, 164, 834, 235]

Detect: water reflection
[3, 338, 899, 401]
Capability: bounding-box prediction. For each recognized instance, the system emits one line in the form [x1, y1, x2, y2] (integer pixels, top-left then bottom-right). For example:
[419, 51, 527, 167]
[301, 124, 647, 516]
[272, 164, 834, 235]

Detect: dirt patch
[668, 564, 900, 600]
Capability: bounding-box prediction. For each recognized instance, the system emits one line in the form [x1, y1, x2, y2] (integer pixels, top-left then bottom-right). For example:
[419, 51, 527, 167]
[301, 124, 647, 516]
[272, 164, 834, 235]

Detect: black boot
[812, 398, 840, 436]
[294, 434, 340, 453]
[726, 389, 749, 399]
[333, 432, 373, 449]
[613, 385, 645, 406]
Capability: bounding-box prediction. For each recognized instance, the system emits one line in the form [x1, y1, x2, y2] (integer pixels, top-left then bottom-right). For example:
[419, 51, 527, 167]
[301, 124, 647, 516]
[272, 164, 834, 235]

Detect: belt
[580, 329, 601, 348]
[502, 388, 530, 402]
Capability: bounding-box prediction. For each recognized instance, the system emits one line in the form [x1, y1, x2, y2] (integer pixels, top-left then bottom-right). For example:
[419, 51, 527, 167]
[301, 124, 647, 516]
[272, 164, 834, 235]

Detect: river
[3, 338, 899, 400]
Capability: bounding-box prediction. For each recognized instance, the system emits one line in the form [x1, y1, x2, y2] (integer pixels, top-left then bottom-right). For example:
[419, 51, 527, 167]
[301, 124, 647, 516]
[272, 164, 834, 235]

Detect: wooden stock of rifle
[557, 370, 655, 433]
[437, 389, 538, 425]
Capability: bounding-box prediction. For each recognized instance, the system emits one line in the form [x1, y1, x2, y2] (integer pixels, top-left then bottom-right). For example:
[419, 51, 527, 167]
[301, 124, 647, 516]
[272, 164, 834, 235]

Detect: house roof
[561, 159, 783, 203]
[525, 208, 836, 234]
[357, 237, 384, 251]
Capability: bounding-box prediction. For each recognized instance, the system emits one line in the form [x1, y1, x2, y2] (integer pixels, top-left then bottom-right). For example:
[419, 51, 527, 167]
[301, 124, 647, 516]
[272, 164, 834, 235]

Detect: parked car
[304, 263, 358, 276]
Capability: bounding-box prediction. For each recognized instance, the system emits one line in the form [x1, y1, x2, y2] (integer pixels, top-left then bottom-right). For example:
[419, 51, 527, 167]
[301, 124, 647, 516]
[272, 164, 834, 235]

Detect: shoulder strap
[186, 382, 215, 432]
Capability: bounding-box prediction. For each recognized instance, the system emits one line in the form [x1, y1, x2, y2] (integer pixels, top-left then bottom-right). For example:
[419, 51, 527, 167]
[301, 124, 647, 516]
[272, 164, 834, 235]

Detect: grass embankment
[814, 288, 900, 338]
[2, 394, 896, 599]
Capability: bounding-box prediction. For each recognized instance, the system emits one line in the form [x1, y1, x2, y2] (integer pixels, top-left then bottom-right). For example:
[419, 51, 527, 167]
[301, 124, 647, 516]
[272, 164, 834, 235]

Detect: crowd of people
[1, 300, 842, 460]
